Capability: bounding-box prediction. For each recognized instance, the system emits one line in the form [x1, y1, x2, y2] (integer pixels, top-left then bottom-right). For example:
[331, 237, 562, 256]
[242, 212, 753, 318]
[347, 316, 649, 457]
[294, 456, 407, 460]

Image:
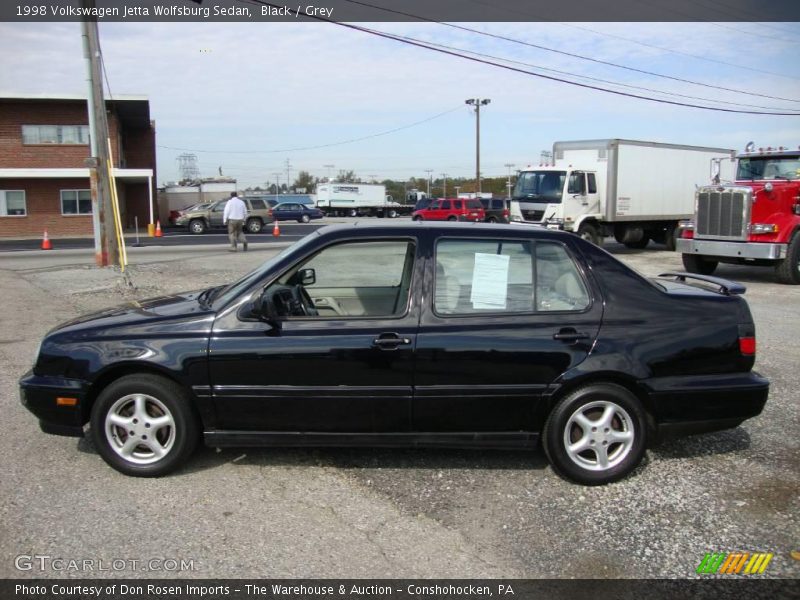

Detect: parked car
[412, 198, 485, 222]
[19, 222, 768, 484]
[270, 202, 324, 223]
[480, 197, 511, 223]
[174, 197, 273, 234]
[168, 202, 211, 227]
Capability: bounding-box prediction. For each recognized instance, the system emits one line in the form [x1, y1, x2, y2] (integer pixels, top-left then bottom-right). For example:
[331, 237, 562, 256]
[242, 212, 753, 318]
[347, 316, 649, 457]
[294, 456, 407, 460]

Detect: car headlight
[751, 223, 779, 234]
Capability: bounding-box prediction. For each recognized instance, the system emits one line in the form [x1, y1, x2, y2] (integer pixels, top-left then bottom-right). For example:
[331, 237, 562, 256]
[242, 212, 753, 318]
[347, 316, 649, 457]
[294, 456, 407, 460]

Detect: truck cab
[510, 167, 601, 242]
[677, 145, 800, 284]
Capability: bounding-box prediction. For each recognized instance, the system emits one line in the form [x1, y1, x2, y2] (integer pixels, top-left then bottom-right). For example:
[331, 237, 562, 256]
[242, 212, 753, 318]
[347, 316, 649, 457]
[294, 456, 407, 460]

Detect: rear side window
[249, 199, 266, 210]
[434, 239, 589, 315]
[467, 200, 483, 209]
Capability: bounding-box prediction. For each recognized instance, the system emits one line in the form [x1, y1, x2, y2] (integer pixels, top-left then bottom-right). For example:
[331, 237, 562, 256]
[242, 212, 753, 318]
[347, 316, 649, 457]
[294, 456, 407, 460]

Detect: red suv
[412, 198, 485, 222]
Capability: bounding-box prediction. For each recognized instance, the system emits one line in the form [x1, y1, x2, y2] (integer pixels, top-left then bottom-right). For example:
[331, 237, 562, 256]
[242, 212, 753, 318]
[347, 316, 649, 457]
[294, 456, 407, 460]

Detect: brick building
[0, 93, 156, 238]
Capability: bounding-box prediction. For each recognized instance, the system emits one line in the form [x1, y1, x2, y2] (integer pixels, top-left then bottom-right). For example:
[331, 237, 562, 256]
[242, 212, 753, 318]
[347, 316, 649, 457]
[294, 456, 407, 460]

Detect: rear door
[413, 234, 602, 432]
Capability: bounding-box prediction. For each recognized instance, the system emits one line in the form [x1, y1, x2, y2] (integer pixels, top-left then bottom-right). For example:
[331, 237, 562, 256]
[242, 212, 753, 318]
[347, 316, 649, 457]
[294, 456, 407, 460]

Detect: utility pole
[324, 164, 335, 182]
[424, 169, 433, 196]
[504, 163, 515, 199]
[442, 173, 448, 198]
[455, 185, 461, 198]
[465, 98, 490, 195]
[285, 158, 292, 192]
[273, 173, 281, 199]
[81, 3, 117, 267]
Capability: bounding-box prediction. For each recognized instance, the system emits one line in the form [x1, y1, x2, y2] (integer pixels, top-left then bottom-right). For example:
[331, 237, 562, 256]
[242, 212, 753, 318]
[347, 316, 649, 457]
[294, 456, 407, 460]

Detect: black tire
[486, 217, 498, 223]
[624, 235, 649, 249]
[388, 209, 398, 219]
[664, 225, 678, 252]
[300, 214, 311, 223]
[246, 218, 263, 234]
[775, 232, 800, 284]
[543, 383, 647, 485]
[682, 253, 718, 275]
[348, 209, 358, 217]
[90, 374, 199, 477]
[188, 219, 206, 235]
[413, 215, 423, 221]
[578, 222, 602, 246]
[447, 215, 458, 221]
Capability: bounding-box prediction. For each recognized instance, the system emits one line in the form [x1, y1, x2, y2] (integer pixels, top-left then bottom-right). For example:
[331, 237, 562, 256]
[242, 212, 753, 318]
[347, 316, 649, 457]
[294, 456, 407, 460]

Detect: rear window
[466, 200, 483, 209]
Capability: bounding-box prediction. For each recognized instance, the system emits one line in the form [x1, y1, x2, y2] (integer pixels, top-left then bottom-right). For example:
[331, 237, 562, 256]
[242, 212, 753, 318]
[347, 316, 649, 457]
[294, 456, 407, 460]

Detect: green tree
[337, 169, 359, 183]
[293, 170, 317, 193]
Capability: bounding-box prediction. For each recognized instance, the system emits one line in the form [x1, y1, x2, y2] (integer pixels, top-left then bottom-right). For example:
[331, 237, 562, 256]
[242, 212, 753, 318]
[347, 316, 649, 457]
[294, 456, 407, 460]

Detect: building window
[61, 190, 92, 215]
[0, 190, 26, 216]
[22, 125, 90, 145]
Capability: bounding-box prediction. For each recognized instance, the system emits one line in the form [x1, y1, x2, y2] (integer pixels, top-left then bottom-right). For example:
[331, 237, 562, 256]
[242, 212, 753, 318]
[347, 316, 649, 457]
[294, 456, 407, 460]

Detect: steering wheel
[291, 285, 318, 316]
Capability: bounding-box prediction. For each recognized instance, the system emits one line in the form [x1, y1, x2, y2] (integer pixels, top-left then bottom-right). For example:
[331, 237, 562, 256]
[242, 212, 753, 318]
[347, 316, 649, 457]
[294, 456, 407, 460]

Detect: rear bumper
[19, 370, 88, 437]
[676, 238, 787, 260]
[642, 371, 768, 441]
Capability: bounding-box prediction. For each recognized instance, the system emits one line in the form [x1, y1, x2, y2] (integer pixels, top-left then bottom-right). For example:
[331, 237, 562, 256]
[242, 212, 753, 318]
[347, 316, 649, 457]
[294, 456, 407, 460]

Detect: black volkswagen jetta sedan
[19, 222, 769, 485]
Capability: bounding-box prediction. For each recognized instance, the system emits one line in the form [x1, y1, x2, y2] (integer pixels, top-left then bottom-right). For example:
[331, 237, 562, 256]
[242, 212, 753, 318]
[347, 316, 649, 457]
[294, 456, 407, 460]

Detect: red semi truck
[677, 143, 800, 284]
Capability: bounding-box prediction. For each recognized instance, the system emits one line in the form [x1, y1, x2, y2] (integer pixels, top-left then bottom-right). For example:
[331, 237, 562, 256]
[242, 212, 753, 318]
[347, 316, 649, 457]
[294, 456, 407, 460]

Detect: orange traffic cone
[272, 219, 280, 237]
[41, 229, 52, 250]
[155, 220, 163, 237]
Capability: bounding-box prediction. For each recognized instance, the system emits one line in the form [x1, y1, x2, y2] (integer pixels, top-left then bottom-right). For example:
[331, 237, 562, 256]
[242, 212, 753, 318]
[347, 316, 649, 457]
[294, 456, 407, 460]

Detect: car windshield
[210, 233, 319, 307]
[513, 171, 566, 203]
[737, 156, 800, 180]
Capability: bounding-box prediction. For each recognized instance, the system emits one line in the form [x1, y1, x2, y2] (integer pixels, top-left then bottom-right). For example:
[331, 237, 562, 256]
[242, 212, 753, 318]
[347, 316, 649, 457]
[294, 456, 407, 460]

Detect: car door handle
[553, 329, 590, 342]
[372, 334, 411, 349]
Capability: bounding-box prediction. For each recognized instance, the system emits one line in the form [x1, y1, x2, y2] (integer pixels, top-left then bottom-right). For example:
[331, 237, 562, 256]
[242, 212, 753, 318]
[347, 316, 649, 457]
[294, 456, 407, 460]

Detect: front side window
[60, 190, 92, 215]
[271, 240, 416, 318]
[22, 125, 90, 145]
[440, 200, 451, 210]
[587, 173, 597, 194]
[568, 172, 586, 194]
[434, 238, 589, 315]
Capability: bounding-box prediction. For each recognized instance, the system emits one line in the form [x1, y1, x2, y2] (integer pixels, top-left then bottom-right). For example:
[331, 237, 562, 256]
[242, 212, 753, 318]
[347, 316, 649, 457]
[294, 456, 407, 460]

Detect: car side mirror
[240, 290, 281, 328]
[298, 268, 316, 286]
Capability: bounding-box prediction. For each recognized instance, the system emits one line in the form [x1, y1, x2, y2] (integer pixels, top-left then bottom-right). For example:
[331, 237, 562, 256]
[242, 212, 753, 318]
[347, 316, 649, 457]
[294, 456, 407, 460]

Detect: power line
[393, 32, 799, 112]
[156, 105, 464, 154]
[337, 0, 800, 104]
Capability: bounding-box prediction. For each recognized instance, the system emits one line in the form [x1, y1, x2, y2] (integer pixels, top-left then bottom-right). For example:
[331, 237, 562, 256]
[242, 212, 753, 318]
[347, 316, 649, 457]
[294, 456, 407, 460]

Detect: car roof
[309, 220, 573, 240]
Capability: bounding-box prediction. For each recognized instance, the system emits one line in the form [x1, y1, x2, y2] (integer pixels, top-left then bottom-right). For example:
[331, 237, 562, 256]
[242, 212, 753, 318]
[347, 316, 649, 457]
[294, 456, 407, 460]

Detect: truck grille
[522, 209, 544, 221]
[695, 187, 750, 240]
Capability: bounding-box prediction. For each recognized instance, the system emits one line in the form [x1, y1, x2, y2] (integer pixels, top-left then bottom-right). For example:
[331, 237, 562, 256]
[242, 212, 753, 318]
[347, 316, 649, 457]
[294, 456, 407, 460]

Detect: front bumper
[676, 238, 787, 260]
[19, 370, 89, 437]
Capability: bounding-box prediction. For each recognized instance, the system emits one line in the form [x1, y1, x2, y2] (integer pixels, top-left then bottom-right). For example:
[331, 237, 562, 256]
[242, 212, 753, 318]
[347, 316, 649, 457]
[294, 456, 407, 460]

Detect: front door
[209, 201, 225, 227]
[414, 235, 602, 433]
[208, 238, 421, 432]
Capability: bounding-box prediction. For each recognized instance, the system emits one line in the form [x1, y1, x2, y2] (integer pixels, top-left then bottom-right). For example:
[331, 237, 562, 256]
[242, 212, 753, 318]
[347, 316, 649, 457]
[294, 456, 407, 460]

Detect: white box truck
[510, 139, 735, 249]
[315, 183, 411, 218]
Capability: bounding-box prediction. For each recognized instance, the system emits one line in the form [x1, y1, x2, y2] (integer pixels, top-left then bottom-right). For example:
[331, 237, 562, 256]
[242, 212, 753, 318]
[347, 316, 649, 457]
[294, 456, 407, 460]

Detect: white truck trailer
[510, 139, 735, 249]
[315, 183, 411, 218]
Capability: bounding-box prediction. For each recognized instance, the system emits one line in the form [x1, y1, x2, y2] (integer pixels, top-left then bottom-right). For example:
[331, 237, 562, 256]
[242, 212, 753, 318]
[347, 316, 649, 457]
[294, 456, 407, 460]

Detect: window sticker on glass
[470, 253, 510, 309]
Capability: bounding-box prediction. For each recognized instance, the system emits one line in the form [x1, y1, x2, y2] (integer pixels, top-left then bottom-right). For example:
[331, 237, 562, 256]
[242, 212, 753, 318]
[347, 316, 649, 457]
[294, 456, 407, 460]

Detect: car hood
[47, 290, 216, 338]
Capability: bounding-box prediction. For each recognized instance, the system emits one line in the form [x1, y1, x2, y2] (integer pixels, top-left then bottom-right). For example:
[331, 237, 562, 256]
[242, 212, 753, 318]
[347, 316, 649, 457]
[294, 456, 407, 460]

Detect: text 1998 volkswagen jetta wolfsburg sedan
[19, 223, 769, 485]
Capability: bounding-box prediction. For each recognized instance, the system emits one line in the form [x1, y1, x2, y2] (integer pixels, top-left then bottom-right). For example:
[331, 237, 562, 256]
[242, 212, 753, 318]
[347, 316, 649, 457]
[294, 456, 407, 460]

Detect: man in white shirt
[222, 192, 248, 252]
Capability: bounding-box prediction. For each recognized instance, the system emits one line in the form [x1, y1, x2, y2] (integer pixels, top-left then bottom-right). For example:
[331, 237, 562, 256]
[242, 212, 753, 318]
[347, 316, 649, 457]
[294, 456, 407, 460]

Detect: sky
[1, 19, 799, 188]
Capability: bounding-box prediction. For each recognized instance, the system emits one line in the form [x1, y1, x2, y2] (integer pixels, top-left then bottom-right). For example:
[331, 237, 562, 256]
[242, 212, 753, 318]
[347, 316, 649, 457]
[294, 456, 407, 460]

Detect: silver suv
[175, 196, 274, 234]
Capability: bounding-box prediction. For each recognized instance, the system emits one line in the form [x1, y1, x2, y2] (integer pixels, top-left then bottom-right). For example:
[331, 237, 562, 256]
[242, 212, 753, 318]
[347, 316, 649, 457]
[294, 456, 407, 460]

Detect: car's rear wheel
[188, 219, 206, 234]
[300, 214, 311, 223]
[90, 374, 199, 477]
[447, 216, 458, 221]
[543, 383, 646, 485]
[246, 218, 263, 233]
[682, 253, 718, 275]
[486, 217, 498, 223]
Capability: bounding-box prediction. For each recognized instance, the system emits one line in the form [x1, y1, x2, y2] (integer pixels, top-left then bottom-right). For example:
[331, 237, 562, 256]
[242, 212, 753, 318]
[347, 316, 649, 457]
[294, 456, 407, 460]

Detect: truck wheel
[388, 209, 398, 219]
[348, 209, 358, 217]
[682, 253, 718, 275]
[246, 218, 263, 234]
[578, 222, 602, 246]
[189, 219, 206, 234]
[543, 383, 647, 485]
[624, 235, 649, 249]
[665, 225, 679, 252]
[775, 232, 800, 284]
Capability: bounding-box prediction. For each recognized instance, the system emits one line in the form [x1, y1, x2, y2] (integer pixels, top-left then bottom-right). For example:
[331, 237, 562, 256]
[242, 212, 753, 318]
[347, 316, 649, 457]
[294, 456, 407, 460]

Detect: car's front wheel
[90, 374, 199, 477]
[300, 214, 311, 223]
[543, 383, 646, 485]
[246, 218, 263, 233]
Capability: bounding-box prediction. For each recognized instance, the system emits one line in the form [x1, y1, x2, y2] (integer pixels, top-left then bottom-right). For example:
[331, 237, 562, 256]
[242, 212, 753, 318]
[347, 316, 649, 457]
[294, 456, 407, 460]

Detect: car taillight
[502, 209, 509, 217]
[739, 336, 756, 355]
